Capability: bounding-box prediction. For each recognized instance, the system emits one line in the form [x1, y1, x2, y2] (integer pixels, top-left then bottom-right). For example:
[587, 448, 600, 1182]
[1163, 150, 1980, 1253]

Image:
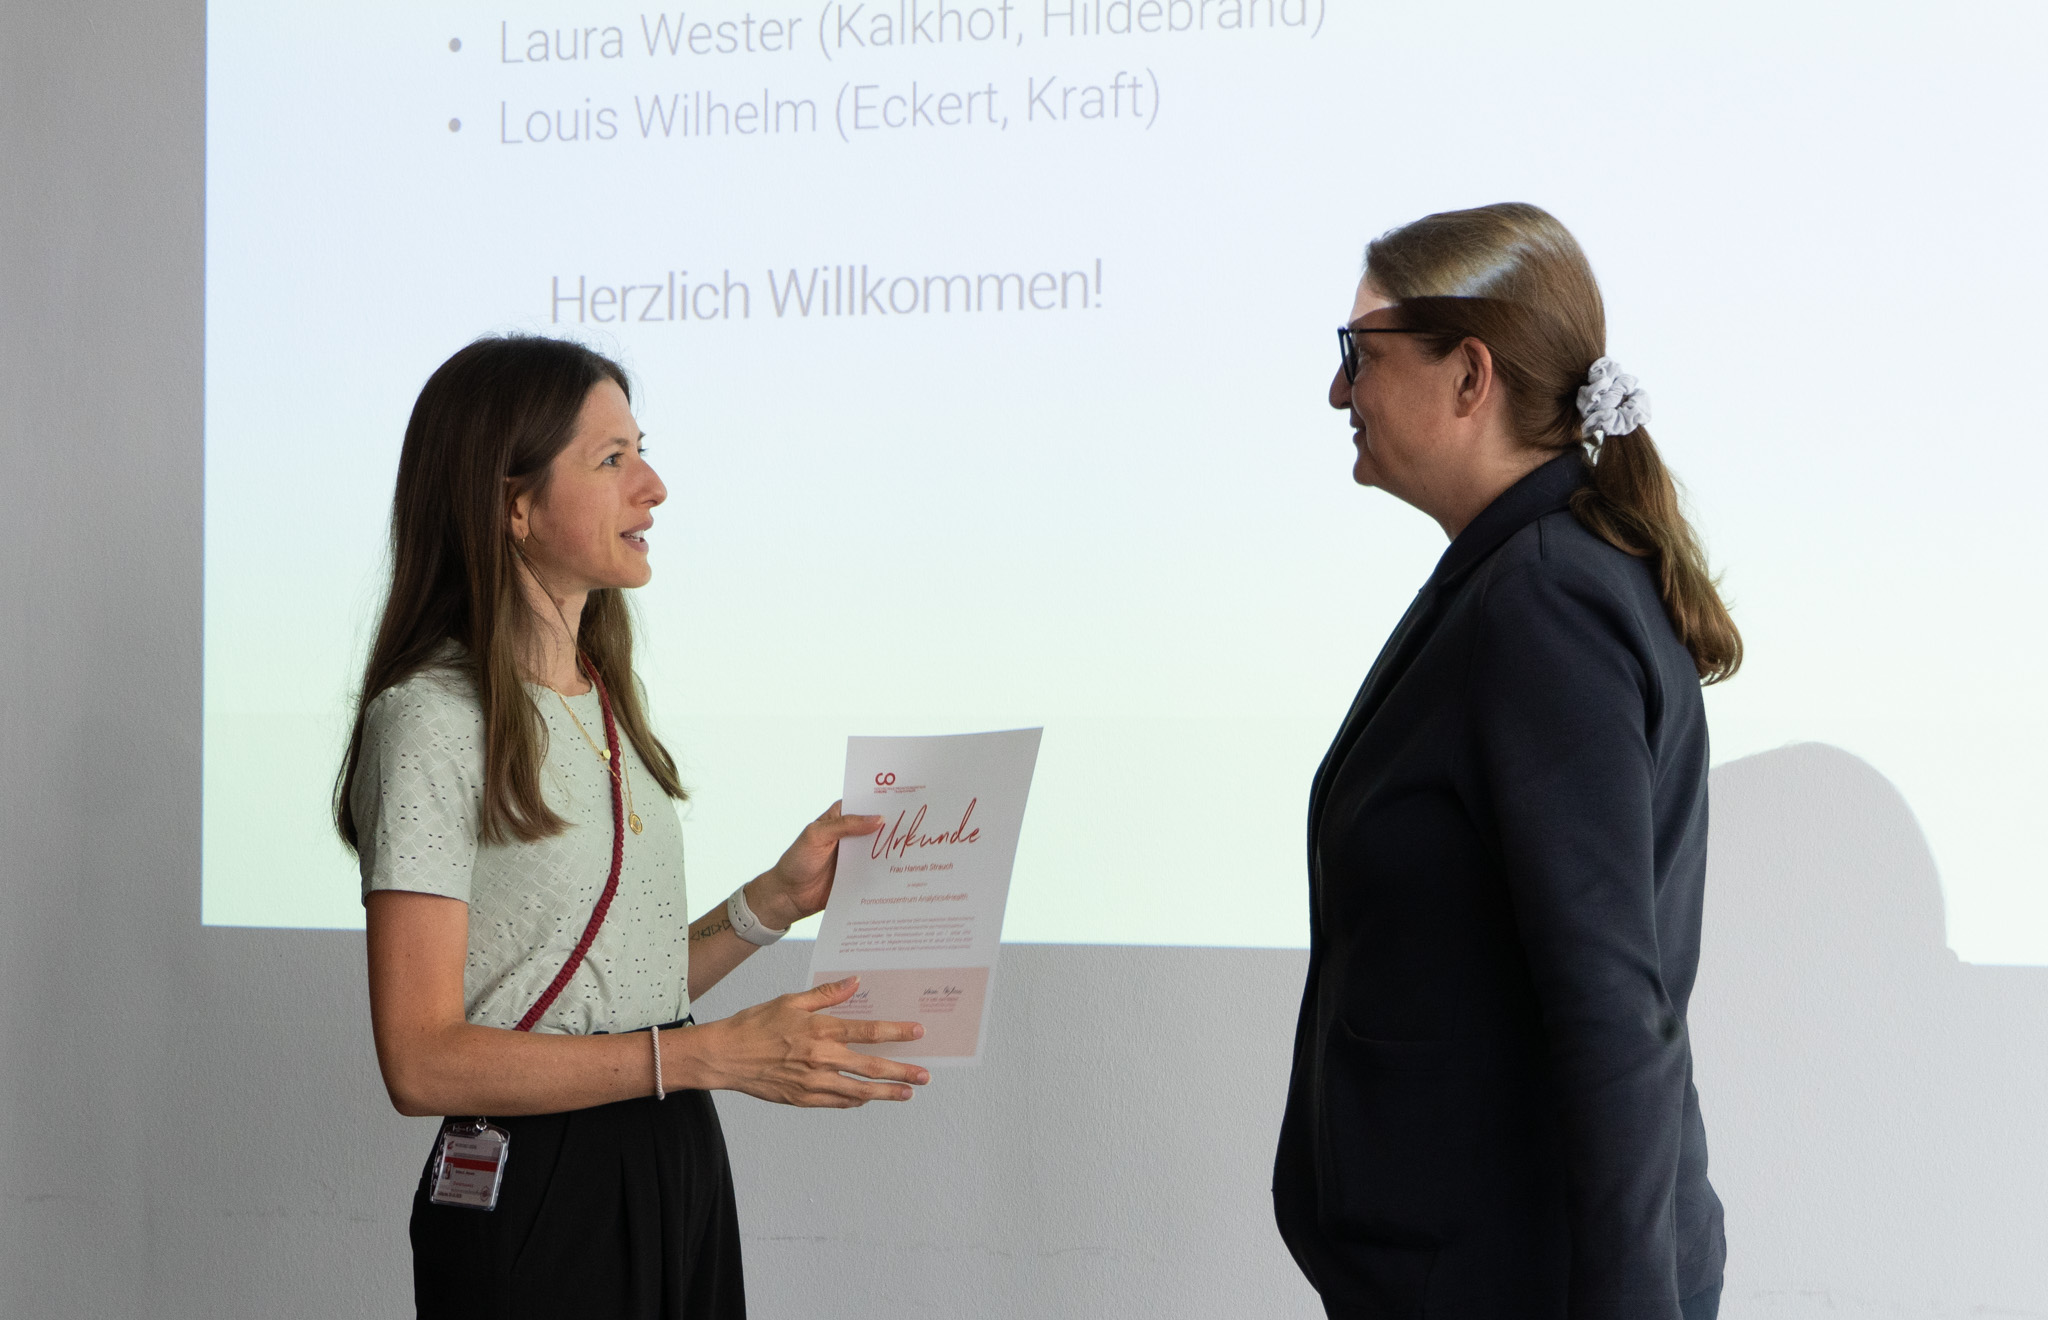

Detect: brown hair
[335, 335, 685, 852]
[1365, 202, 1742, 683]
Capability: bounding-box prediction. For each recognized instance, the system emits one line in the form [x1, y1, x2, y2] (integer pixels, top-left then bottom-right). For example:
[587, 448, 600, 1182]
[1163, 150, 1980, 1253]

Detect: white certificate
[807, 728, 1043, 1066]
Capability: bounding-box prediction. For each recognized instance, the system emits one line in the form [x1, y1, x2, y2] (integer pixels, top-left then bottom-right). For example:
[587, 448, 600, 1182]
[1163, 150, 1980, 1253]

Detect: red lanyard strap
[513, 662, 626, 1033]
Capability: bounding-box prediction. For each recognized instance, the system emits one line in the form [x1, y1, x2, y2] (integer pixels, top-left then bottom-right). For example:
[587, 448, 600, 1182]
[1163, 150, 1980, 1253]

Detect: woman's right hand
[687, 977, 930, 1107]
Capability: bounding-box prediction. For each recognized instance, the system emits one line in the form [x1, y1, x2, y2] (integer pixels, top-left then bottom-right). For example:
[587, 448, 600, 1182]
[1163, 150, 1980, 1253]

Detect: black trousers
[410, 1078, 744, 1319]
[1314, 1281, 1721, 1320]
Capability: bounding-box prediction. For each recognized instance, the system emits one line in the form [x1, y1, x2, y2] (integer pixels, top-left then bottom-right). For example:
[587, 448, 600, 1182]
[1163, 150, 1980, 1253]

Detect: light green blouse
[352, 663, 690, 1034]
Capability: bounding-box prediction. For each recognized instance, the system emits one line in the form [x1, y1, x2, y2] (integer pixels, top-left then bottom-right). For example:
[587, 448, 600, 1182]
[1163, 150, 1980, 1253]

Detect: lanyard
[512, 661, 627, 1033]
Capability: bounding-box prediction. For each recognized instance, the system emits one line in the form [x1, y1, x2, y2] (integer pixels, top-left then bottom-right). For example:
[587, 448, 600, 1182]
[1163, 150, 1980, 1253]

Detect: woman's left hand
[748, 801, 886, 930]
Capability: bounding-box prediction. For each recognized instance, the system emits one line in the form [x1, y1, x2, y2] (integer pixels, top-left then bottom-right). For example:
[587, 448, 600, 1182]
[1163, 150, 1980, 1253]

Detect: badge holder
[428, 1118, 511, 1211]
[425, 658, 630, 1215]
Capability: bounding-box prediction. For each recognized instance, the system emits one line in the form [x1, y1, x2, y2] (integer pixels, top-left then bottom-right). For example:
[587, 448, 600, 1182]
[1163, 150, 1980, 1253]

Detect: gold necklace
[552, 686, 643, 835]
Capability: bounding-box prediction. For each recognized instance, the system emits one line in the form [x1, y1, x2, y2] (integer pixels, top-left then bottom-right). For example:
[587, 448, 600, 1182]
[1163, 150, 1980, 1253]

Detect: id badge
[428, 1118, 510, 1211]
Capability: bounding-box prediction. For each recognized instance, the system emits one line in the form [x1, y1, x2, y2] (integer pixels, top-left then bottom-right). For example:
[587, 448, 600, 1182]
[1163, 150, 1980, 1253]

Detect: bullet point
[448, 118, 462, 132]
[448, 37, 462, 52]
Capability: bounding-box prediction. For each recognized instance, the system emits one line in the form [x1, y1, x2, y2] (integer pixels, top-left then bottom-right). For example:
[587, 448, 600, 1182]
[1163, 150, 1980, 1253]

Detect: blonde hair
[1366, 203, 1742, 683]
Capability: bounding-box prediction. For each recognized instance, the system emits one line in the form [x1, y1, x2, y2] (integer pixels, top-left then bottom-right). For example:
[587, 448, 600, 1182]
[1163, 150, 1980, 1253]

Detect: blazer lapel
[1310, 580, 1440, 824]
[1307, 453, 1591, 850]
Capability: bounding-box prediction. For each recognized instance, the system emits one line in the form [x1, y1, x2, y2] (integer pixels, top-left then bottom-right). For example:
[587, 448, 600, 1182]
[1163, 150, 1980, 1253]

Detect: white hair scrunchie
[1577, 356, 1651, 442]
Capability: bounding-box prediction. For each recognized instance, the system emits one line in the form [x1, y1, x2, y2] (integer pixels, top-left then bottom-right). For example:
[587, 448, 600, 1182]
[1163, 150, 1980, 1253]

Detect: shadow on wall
[1694, 743, 2048, 1318]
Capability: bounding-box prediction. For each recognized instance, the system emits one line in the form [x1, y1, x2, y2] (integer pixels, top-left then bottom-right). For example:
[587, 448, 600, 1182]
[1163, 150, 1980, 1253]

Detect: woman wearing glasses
[337, 336, 928, 1319]
[1273, 204, 1737, 1320]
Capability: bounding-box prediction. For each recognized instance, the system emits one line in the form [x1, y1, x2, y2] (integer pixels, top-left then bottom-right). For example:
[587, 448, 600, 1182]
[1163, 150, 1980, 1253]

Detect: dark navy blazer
[1273, 454, 1726, 1318]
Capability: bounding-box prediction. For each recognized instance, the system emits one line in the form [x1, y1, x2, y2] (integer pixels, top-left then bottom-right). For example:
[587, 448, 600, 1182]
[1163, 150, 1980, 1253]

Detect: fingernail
[842, 976, 859, 990]
[917, 1070, 931, 1084]
[913, 1024, 925, 1038]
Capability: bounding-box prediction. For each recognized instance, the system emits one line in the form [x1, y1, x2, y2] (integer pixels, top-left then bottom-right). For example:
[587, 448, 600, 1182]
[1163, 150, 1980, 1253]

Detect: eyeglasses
[1337, 326, 1432, 385]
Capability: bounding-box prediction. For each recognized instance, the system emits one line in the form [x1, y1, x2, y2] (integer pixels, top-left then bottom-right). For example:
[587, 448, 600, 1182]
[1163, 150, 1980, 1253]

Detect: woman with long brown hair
[1274, 204, 1735, 1319]
[337, 335, 927, 1319]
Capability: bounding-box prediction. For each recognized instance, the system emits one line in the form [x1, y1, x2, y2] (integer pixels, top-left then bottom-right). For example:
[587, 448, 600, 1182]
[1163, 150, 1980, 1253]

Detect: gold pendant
[629, 813, 644, 835]
[600, 749, 611, 761]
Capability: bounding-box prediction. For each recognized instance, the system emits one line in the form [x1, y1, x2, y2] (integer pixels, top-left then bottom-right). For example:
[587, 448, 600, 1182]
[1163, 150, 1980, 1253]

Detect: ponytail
[1363, 202, 1743, 687]
[1570, 428, 1742, 683]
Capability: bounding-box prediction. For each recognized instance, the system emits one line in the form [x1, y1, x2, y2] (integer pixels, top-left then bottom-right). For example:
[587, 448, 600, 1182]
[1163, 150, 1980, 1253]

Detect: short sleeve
[353, 674, 485, 904]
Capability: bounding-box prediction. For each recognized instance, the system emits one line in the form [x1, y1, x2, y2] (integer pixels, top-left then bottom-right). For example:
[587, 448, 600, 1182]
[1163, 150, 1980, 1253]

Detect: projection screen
[204, 0, 2048, 959]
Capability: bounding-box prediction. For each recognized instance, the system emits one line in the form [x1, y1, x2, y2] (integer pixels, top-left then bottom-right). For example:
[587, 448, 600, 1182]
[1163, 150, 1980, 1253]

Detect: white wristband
[727, 884, 788, 946]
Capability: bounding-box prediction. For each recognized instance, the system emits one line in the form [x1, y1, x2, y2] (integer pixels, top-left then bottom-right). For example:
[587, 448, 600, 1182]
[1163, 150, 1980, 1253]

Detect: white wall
[4, 3, 2044, 1316]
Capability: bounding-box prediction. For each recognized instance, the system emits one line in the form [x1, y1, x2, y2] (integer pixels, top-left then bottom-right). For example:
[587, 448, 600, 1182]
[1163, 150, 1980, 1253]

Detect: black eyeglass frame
[1337, 326, 1433, 385]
